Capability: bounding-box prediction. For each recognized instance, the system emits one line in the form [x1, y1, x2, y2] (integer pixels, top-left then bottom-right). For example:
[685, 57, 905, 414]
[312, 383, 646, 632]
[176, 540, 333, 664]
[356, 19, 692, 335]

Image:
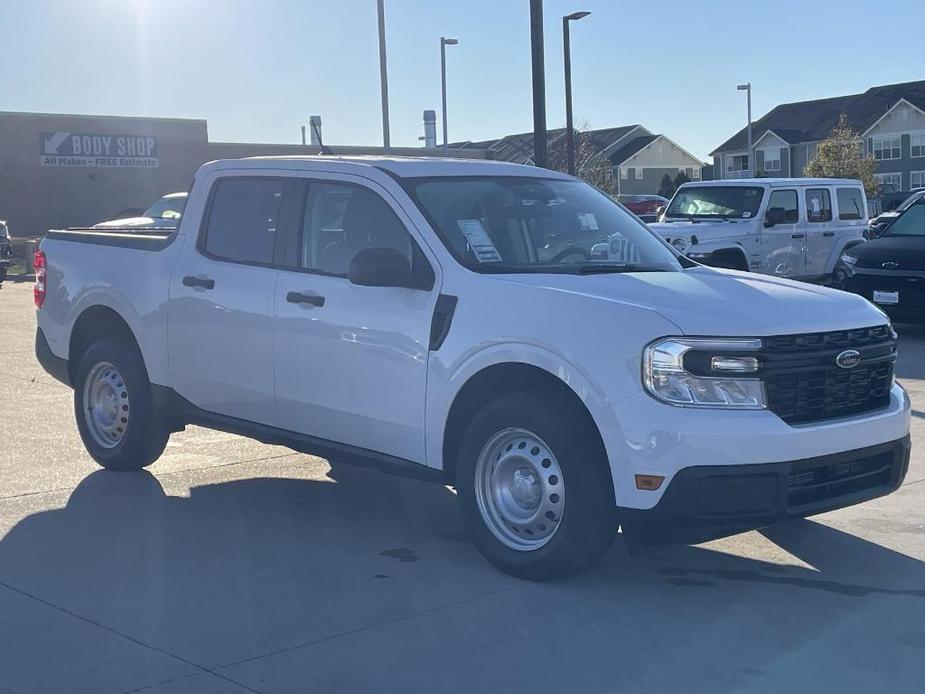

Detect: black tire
[73, 337, 169, 471]
[456, 390, 617, 580]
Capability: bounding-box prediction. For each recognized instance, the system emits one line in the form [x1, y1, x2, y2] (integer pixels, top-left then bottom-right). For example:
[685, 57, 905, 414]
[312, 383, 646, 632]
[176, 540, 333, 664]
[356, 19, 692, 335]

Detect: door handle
[823, 231, 835, 237]
[182, 275, 215, 290]
[287, 291, 325, 307]
[791, 233, 805, 239]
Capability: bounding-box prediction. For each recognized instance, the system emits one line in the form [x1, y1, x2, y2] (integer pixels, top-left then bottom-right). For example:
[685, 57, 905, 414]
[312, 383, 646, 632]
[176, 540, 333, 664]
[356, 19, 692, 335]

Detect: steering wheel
[549, 247, 590, 264]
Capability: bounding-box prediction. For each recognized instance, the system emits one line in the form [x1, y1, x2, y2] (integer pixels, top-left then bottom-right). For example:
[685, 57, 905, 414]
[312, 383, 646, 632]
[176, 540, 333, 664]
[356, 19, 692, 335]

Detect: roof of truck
[201, 155, 573, 179]
[680, 177, 863, 188]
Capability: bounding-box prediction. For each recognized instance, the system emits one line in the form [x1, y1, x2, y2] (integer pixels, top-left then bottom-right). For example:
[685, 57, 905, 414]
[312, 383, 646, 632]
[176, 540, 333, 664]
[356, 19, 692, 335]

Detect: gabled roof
[450, 125, 642, 164]
[606, 134, 659, 165]
[712, 80, 925, 155]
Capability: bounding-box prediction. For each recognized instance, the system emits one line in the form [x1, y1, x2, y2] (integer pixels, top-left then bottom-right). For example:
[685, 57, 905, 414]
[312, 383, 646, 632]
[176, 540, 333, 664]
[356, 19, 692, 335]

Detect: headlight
[670, 237, 688, 253]
[643, 337, 766, 409]
[840, 253, 858, 266]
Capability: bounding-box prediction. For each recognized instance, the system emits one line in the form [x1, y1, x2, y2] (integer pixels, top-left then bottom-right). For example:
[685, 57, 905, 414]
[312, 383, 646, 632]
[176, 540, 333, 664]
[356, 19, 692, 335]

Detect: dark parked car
[837, 197, 925, 322]
[867, 190, 925, 238]
[616, 194, 668, 223]
[0, 220, 11, 283]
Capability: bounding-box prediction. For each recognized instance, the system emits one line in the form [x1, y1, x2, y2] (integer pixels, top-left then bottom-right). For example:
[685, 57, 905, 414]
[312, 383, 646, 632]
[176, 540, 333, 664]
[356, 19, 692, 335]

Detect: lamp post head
[442, 37, 458, 46]
[736, 83, 751, 91]
[564, 11, 591, 21]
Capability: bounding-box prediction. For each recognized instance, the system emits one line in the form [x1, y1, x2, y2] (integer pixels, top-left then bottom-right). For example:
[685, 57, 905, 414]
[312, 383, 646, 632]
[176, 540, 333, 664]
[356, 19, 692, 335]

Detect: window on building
[202, 177, 286, 265]
[620, 168, 628, 180]
[871, 136, 901, 160]
[875, 172, 903, 192]
[911, 134, 925, 158]
[692, 168, 701, 180]
[726, 154, 749, 172]
[805, 188, 832, 223]
[766, 189, 798, 224]
[836, 187, 864, 220]
[761, 147, 781, 172]
[911, 171, 925, 189]
[635, 168, 644, 179]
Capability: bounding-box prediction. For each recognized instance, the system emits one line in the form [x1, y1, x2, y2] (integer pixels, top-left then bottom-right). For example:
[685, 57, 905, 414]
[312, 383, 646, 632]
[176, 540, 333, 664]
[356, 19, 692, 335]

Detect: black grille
[761, 325, 895, 425]
[787, 450, 894, 509]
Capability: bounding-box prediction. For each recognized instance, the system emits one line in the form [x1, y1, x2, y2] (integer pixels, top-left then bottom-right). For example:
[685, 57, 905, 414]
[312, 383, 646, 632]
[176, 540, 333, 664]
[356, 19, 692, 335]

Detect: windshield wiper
[576, 263, 667, 274]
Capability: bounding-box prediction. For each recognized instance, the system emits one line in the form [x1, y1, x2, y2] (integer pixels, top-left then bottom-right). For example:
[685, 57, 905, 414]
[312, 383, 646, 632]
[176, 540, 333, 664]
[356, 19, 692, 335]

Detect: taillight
[33, 249, 47, 309]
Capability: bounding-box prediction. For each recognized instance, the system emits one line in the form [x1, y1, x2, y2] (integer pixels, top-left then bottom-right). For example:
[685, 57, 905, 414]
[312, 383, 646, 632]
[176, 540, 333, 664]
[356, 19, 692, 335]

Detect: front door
[273, 176, 438, 463]
[761, 188, 804, 277]
[168, 173, 298, 425]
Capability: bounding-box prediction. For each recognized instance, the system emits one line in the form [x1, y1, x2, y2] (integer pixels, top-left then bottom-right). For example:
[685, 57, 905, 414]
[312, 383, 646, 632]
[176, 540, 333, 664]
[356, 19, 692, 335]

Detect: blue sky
[1, 0, 923, 160]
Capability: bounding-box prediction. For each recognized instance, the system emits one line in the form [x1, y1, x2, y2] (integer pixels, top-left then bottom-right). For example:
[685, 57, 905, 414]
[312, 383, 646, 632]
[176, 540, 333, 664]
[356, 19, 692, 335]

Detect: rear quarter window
[836, 187, 865, 221]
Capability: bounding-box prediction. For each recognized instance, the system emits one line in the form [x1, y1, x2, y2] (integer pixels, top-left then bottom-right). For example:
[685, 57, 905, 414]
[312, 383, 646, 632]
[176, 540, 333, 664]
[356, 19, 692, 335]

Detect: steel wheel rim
[474, 427, 565, 551]
[82, 361, 130, 449]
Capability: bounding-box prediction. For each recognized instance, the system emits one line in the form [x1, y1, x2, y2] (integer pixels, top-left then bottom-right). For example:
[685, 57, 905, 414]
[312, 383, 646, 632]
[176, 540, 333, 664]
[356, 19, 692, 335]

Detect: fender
[64, 288, 168, 386]
[424, 340, 627, 473]
[824, 235, 866, 274]
[687, 240, 750, 269]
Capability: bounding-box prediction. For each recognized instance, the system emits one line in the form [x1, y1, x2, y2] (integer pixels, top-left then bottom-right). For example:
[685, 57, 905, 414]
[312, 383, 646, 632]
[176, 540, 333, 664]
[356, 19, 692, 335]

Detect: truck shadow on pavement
[1, 467, 924, 693]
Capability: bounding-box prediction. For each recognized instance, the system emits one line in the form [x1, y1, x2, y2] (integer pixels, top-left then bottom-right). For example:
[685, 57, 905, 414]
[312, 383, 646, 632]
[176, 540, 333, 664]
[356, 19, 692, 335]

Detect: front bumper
[621, 435, 911, 545]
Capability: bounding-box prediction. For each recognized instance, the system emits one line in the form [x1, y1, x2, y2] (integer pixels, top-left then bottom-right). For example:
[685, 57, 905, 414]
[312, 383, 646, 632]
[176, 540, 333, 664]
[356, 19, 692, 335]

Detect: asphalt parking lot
[1, 277, 924, 694]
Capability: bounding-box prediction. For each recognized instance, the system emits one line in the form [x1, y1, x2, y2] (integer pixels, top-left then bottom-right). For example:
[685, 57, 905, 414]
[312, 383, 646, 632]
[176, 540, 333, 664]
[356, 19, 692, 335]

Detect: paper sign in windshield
[457, 219, 502, 262]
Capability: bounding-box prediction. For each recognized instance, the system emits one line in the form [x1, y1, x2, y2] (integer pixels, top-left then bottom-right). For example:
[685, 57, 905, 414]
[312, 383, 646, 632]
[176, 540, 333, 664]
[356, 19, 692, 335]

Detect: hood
[93, 216, 179, 229]
[649, 219, 756, 243]
[850, 236, 925, 271]
[495, 267, 886, 336]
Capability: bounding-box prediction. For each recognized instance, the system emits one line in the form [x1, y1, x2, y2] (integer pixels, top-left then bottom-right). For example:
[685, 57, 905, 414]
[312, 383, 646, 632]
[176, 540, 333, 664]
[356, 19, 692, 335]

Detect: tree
[803, 114, 877, 195]
[673, 171, 690, 190]
[658, 173, 675, 198]
[547, 128, 618, 196]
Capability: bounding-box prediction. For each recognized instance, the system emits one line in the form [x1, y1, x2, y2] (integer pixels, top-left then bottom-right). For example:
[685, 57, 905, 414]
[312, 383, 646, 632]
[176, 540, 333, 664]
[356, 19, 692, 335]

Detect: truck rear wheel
[73, 338, 169, 471]
[456, 391, 617, 580]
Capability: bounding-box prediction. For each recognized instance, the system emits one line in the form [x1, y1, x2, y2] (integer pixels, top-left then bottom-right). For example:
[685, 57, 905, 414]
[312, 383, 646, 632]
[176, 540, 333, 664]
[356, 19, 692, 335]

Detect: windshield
[144, 195, 186, 220]
[405, 176, 682, 274]
[897, 191, 925, 213]
[666, 186, 764, 219]
[885, 202, 925, 236]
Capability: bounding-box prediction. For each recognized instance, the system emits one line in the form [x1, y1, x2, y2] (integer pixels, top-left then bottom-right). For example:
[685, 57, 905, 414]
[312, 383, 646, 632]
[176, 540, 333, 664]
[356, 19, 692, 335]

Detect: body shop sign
[40, 132, 159, 168]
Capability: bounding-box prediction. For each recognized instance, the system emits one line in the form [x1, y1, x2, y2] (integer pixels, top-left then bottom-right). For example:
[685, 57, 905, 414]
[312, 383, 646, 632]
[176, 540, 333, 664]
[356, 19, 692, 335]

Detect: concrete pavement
[1, 278, 924, 694]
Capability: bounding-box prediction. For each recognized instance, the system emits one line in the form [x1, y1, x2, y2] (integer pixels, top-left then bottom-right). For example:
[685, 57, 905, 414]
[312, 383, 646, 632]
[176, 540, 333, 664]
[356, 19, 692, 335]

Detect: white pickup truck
[650, 178, 868, 281]
[35, 157, 911, 580]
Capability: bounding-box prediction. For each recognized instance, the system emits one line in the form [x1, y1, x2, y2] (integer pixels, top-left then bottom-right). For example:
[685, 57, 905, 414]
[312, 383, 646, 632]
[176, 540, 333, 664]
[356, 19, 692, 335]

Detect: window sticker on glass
[578, 213, 599, 231]
[742, 212, 752, 218]
[457, 219, 502, 263]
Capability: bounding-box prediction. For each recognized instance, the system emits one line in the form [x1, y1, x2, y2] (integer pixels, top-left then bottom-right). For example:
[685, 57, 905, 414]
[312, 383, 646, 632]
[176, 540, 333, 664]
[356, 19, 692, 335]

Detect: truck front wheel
[456, 391, 617, 580]
[73, 338, 169, 471]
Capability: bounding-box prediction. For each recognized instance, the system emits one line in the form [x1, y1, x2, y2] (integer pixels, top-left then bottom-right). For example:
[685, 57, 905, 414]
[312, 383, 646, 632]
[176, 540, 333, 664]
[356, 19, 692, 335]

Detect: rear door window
[805, 188, 832, 223]
[836, 187, 864, 220]
[201, 178, 287, 265]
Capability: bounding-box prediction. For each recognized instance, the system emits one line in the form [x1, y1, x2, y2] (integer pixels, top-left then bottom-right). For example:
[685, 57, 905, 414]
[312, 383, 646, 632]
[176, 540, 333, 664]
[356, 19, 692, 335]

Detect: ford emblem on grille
[836, 349, 862, 369]
[881, 261, 900, 269]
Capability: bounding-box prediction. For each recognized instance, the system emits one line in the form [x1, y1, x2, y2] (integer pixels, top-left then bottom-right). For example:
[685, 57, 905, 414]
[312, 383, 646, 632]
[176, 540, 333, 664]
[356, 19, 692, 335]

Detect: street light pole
[563, 11, 590, 176]
[737, 82, 752, 174]
[377, 0, 391, 151]
[441, 37, 458, 153]
[529, 0, 547, 168]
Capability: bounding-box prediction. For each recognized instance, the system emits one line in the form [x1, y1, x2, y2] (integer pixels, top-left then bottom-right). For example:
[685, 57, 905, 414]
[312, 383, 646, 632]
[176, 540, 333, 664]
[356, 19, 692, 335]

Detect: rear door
[167, 172, 298, 424]
[761, 188, 804, 276]
[804, 186, 836, 276]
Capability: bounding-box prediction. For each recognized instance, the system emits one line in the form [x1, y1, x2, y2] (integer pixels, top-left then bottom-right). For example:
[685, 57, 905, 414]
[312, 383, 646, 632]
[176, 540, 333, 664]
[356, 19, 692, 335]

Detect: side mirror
[764, 207, 786, 228]
[349, 248, 429, 290]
